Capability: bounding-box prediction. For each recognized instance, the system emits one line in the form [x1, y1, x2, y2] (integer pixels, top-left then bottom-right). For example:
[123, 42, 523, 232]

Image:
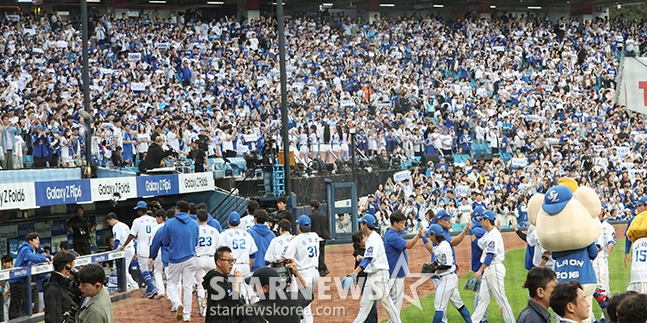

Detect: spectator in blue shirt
[9, 232, 51, 319]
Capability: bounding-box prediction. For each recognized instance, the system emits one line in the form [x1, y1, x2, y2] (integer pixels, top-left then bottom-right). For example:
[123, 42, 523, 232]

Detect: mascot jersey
[630, 237, 647, 284]
[552, 243, 598, 284]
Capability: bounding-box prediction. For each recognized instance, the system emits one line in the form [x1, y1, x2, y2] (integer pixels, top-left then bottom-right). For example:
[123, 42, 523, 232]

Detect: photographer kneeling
[44, 251, 78, 323]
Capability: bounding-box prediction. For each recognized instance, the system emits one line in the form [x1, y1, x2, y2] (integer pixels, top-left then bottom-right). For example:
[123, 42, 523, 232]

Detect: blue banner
[136, 175, 179, 197]
[40, 237, 51, 250]
[51, 219, 68, 236]
[35, 180, 92, 207]
[9, 238, 18, 258]
[92, 253, 109, 263]
[9, 267, 31, 279]
[17, 223, 34, 240]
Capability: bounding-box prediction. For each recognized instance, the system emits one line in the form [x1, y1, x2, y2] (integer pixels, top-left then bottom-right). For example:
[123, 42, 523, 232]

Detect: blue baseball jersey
[384, 228, 408, 278]
[471, 225, 487, 272]
[552, 243, 598, 284]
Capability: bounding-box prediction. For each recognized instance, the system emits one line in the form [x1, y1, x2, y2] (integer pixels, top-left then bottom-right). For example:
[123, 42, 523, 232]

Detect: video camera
[269, 258, 293, 290]
[63, 267, 84, 323]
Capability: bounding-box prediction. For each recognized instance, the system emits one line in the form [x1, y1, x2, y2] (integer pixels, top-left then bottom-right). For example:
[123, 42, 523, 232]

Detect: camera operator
[244, 262, 312, 323]
[44, 251, 77, 323]
[275, 197, 294, 228]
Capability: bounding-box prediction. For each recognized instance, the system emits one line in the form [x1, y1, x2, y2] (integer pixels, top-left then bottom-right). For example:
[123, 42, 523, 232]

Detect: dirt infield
[112, 225, 627, 322]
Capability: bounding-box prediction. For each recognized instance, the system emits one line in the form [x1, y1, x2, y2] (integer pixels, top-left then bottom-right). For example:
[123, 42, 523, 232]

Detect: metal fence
[0, 250, 127, 322]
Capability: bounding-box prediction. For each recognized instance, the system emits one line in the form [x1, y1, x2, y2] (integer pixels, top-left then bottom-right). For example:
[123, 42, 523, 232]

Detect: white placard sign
[128, 53, 141, 62]
[178, 173, 215, 194]
[393, 170, 412, 183]
[615, 146, 630, 157]
[0, 182, 36, 211]
[510, 158, 529, 167]
[131, 82, 146, 92]
[243, 134, 258, 142]
[90, 177, 138, 202]
[455, 185, 471, 198]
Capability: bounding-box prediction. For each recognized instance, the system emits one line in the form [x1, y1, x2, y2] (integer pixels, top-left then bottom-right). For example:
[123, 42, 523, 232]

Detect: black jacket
[309, 209, 330, 239]
[144, 143, 174, 170]
[516, 299, 551, 323]
[243, 291, 311, 323]
[44, 272, 73, 323]
[203, 269, 245, 323]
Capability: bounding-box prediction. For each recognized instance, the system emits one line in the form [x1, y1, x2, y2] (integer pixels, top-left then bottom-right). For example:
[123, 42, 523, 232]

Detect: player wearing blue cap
[468, 207, 488, 323]
[471, 210, 515, 323]
[118, 201, 159, 298]
[346, 214, 402, 323]
[422, 210, 471, 270]
[383, 211, 424, 320]
[283, 215, 320, 323]
[218, 211, 258, 277]
[425, 224, 472, 323]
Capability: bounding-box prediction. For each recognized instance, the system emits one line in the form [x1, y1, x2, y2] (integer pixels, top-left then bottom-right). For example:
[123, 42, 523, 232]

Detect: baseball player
[149, 208, 168, 299]
[471, 210, 515, 323]
[384, 211, 424, 321]
[346, 214, 401, 323]
[282, 215, 320, 323]
[194, 209, 220, 317]
[265, 219, 293, 264]
[591, 209, 615, 322]
[118, 201, 158, 298]
[106, 212, 139, 292]
[218, 211, 258, 277]
[626, 197, 647, 293]
[425, 224, 472, 323]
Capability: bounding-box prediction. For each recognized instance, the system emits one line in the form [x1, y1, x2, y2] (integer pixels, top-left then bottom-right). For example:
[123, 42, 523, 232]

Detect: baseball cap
[297, 215, 312, 228]
[358, 214, 377, 227]
[245, 266, 279, 287]
[133, 201, 147, 210]
[228, 211, 241, 226]
[424, 223, 443, 236]
[473, 206, 485, 217]
[476, 210, 496, 221]
[542, 185, 573, 215]
[436, 210, 452, 221]
[639, 196, 647, 206]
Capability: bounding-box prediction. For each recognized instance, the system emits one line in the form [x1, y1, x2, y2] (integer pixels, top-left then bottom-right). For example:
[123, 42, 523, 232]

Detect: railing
[0, 250, 127, 321]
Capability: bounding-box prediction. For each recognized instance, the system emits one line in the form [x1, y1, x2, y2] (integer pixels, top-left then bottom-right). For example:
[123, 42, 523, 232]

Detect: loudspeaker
[216, 177, 235, 191]
[473, 153, 493, 161]
[423, 154, 440, 164]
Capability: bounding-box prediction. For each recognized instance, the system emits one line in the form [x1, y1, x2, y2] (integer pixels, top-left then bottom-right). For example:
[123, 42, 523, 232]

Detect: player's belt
[196, 254, 214, 257]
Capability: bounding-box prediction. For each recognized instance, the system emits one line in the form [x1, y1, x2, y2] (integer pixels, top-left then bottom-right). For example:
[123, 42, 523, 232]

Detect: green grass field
[400, 241, 631, 322]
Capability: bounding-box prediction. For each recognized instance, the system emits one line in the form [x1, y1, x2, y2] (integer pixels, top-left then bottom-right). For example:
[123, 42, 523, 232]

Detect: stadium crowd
[0, 9, 645, 223]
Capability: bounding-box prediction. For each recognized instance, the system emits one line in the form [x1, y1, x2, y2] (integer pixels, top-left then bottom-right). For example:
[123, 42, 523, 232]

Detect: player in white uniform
[194, 209, 220, 316]
[425, 224, 472, 322]
[283, 215, 320, 323]
[218, 211, 258, 277]
[592, 209, 616, 322]
[347, 214, 401, 323]
[106, 212, 138, 291]
[471, 210, 515, 323]
[118, 201, 159, 297]
[265, 219, 293, 264]
[149, 208, 167, 299]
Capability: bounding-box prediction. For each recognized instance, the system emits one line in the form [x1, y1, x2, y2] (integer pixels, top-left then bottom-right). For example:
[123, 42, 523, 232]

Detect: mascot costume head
[527, 177, 602, 323]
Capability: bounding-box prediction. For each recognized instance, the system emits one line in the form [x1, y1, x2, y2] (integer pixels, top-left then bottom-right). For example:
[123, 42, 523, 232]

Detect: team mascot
[528, 178, 601, 323]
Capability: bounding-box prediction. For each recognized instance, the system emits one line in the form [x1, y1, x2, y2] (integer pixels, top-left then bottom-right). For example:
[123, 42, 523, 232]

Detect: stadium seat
[451, 223, 465, 232]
